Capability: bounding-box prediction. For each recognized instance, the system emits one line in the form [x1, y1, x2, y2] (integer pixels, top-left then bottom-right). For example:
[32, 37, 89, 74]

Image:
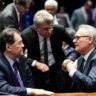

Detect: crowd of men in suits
[0, 0, 96, 95]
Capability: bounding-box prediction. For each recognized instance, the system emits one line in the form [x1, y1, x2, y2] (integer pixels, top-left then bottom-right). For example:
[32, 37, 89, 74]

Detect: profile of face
[85, 1, 92, 11]
[17, 0, 31, 14]
[37, 22, 53, 38]
[45, 5, 57, 16]
[73, 28, 93, 55]
[7, 33, 24, 59]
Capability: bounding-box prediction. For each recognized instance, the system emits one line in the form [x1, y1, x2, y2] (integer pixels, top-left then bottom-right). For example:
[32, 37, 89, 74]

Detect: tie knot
[13, 61, 18, 68]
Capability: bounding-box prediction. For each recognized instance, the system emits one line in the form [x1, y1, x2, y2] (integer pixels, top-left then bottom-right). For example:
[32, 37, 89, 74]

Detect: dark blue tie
[13, 61, 24, 87]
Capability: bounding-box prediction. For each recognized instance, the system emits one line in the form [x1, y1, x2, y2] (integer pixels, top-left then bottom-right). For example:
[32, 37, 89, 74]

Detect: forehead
[14, 33, 21, 41]
[45, 5, 56, 9]
[76, 28, 87, 36]
[39, 22, 52, 27]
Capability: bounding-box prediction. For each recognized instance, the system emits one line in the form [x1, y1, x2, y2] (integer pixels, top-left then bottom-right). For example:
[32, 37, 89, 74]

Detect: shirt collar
[5, 55, 19, 67]
[82, 47, 95, 61]
[5, 55, 14, 67]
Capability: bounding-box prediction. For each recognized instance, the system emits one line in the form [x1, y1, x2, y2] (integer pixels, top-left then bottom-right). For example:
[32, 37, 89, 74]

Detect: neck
[4, 51, 16, 60]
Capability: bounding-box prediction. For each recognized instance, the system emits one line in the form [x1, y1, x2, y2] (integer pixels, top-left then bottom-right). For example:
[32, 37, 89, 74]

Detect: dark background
[3, 0, 96, 17]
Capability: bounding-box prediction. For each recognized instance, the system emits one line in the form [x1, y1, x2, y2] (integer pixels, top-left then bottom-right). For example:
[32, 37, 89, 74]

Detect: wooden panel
[54, 93, 96, 96]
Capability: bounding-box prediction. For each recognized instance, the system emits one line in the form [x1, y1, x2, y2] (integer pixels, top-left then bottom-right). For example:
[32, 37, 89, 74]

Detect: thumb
[74, 59, 78, 68]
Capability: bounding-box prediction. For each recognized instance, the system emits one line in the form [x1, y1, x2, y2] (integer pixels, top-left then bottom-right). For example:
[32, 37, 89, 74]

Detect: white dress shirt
[32, 32, 56, 67]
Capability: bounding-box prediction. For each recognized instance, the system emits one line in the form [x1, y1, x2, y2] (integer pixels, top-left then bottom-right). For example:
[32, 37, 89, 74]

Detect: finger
[74, 59, 78, 67]
[68, 56, 72, 60]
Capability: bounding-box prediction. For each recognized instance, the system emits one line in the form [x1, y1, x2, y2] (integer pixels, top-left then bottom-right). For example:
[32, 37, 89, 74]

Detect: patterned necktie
[13, 61, 24, 87]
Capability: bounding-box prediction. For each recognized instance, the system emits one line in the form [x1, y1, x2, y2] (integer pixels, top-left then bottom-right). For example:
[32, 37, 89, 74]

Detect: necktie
[44, 38, 48, 65]
[13, 61, 24, 87]
[80, 57, 85, 73]
[43, 38, 50, 87]
[19, 14, 22, 32]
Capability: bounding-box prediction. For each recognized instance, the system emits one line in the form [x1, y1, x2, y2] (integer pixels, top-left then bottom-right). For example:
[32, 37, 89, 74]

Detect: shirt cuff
[31, 60, 37, 67]
[26, 88, 32, 95]
[69, 68, 77, 77]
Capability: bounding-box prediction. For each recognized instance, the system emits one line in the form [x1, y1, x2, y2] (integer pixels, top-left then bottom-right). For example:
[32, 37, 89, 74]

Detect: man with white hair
[44, 0, 69, 28]
[62, 24, 96, 92]
[21, 9, 74, 92]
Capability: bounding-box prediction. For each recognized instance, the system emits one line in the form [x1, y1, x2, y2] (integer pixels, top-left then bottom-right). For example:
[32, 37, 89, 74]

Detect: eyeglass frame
[74, 36, 90, 41]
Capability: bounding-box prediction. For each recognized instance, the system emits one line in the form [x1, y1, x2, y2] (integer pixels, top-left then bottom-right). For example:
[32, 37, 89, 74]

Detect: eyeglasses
[74, 36, 90, 40]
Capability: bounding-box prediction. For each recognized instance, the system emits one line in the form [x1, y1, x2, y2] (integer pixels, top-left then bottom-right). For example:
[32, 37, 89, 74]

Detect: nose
[22, 43, 25, 48]
[73, 38, 76, 43]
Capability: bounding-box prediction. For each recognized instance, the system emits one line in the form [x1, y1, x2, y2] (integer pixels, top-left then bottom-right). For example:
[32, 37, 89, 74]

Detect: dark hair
[14, 0, 32, 6]
[0, 28, 20, 52]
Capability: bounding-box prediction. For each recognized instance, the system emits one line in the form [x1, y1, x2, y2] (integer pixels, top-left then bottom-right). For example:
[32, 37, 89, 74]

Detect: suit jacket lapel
[1, 53, 20, 86]
[83, 49, 96, 74]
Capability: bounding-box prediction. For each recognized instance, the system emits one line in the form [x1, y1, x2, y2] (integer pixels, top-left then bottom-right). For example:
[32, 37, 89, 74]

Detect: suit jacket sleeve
[73, 59, 96, 91]
[61, 26, 74, 47]
[71, 10, 77, 29]
[4, 15, 17, 29]
[0, 69, 27, 96]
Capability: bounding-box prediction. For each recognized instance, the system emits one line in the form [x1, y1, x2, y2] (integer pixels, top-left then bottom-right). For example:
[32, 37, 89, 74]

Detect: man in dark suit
[21, 10, 74, 92]
[0, 0, 32, 33]
[71, 0, 93, 31]
[0, 28, 54, 95]
[63, 24, 96, 92]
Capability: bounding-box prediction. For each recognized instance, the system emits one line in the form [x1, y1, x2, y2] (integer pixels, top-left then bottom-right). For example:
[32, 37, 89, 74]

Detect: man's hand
[35, 61, 49, 72]
[62, 59, 78, 72]
[62, 59, 72, 69]
[31, 89, 54, 96]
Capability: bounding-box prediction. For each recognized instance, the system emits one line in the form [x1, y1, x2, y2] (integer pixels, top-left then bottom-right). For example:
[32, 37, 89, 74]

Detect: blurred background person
[44, 0, 69, 28]
[71, 0, 93, 31]
[92, 2, 96, 27]
[0, 0, 33, 33]
[0, 0, 4, 14]
[57, 6, 72, 28]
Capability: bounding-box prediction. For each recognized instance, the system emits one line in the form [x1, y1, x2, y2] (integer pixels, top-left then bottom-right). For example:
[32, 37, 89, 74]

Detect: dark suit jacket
[21, 25, 74, 75]
[0, 3, 19, 32]
[56, 14, 69, 28]
[62, 46, 79, 61]
[0, 53, 34, 96]
[71, 48, 96, 92]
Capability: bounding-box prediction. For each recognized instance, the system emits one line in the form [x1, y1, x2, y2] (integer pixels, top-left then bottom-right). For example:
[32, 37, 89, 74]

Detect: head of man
[33, 10, 53, 38]
[73, 25, 96, 55]
[44, 0, 58, 16]
[84, 0, 92, 12]
[14, 0, 32, 14]
[0, 28, 24, 60]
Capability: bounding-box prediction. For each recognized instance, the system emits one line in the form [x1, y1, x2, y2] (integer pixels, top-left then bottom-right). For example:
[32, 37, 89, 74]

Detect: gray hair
[79, 24, 96, 46]
[65, 28, 76, 39]
[33, 10, 53, 27]
[44, 0, 58, 10]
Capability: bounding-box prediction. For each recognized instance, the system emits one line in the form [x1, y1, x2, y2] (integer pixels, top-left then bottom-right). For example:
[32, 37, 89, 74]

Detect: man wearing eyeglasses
[21, 10, 74, 92]
[62, 24, 96, 92]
